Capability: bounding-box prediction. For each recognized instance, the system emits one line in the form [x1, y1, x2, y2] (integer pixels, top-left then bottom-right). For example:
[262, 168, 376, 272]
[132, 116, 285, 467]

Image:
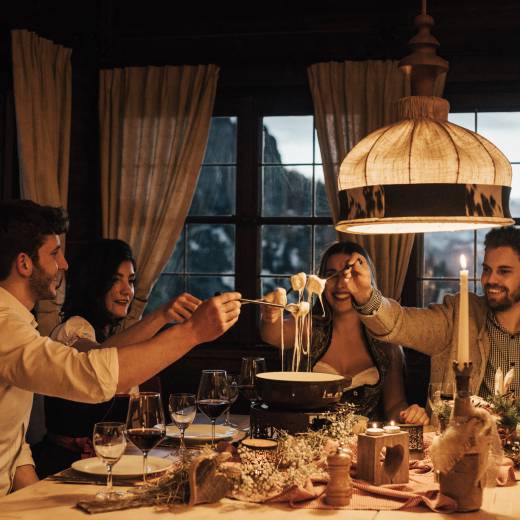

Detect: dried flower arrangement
[469, 366, 520, 464]
[76, 406, 363, 514]
[233, 405, 362, 501]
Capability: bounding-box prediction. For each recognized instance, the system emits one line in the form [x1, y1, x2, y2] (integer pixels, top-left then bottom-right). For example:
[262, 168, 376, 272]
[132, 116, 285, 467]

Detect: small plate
[165, 424, 236, 442]
[71, 455, 172, 477]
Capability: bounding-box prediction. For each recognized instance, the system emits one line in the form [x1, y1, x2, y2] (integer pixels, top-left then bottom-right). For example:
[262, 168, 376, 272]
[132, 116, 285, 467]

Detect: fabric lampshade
[336, 11, 514, 234]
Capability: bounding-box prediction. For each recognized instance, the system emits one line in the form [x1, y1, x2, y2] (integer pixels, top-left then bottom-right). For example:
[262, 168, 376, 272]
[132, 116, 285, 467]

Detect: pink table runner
[232, 433, 517, 512]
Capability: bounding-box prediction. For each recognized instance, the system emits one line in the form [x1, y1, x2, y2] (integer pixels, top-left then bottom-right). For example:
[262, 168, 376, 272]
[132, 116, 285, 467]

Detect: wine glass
[92, 422, 127, 500]
[196, 370, 230, 448]
[428, 381, 454, 433]
[168, 393, 196, 458]
[238, 357, 267, 408]
[125, 392, 166, 485]
[223, 374, 240, 428]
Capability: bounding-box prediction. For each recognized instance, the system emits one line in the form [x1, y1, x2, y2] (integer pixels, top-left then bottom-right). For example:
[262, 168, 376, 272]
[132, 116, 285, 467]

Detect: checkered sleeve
[352, 288, 382, 316]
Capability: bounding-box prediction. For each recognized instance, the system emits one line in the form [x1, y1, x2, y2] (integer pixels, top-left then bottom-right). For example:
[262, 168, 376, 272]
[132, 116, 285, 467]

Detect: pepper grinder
[325, 445, 353, 506]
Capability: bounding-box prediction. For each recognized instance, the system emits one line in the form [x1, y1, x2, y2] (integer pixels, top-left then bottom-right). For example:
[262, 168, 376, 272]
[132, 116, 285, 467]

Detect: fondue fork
[239, 298, 285, 308]
[325, 260, 361, 281]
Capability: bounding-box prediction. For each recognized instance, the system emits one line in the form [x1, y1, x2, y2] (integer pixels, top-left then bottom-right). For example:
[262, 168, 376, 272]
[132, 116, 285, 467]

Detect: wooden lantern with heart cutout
[356, 431, 409, 485]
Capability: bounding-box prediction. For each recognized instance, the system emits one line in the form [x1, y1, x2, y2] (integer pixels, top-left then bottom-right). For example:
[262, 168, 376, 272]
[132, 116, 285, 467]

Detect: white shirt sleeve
[0, 313, 118, 403]
[50, 316, 97, 346]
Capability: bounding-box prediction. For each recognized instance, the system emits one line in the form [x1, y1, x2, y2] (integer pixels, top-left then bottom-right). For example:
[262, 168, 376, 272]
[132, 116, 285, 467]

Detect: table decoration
[430, 362, 503, 512]
[240, 438, 278, 450]
[382, 422, 400, 434]
[356, 431, 409, 485]
[365, 422, 384, 436]
[73, 411, 517, 515]
[397, 423, 424, 450]
[471, 366, 520, 463]
[76, 450, 234, 514]
[457, 255, 470, 364]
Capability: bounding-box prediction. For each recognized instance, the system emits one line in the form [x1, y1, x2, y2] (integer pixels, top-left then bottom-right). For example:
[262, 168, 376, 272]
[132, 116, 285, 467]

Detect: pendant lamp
[336, 5, 513, 234]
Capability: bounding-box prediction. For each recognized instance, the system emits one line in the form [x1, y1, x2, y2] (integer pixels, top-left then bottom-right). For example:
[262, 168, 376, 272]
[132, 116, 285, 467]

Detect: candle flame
[460, 254, 467, 269]
[390, 421, 395, 426]
[372, 422, 377, 429]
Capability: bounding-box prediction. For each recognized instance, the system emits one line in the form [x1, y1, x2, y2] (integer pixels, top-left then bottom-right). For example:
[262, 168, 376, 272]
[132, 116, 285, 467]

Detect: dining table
[2, 416, 519, 520]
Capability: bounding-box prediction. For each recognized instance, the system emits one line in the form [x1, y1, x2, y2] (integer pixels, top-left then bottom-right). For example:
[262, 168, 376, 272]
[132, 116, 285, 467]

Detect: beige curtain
[11, 29, 72, 333]
[308, 60, 444, 300]
[99, 65, 219, 323]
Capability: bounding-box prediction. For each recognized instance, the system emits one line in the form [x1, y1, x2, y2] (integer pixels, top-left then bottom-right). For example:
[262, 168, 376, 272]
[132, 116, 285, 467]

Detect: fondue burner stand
[250, 402, 350, 438]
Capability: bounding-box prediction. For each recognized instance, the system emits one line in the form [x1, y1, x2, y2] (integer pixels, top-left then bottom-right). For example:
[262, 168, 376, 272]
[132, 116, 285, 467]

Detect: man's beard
[485, 284, 520, 312]
[29, 262, 57, 301]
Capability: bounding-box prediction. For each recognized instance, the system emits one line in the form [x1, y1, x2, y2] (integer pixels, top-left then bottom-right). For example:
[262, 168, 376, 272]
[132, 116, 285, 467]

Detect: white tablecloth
[1, 478, 519, 520]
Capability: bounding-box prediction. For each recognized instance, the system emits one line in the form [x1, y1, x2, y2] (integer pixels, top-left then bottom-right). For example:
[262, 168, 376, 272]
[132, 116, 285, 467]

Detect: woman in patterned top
[260, 241, 428, 423]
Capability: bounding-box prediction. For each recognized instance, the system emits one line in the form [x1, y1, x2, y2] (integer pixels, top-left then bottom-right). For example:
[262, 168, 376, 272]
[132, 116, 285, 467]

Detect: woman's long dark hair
[61, 239, 136, 342]
[313, 241, 376, 325]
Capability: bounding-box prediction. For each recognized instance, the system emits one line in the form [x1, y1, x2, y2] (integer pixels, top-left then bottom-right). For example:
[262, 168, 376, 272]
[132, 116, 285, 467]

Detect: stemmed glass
[238, 357, 267, 408]
[428, 381, 454, 433]
[125, 392, 166, 485]
[223, 374, 240, 428]
[196, 370, 230, 448]
[168, 393, 196, 458]
[92, 422, 127, 500]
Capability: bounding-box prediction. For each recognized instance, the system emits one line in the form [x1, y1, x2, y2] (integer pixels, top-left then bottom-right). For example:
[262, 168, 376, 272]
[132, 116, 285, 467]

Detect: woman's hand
[260, 288, 287, 323]
[163, 292, 202, 323]
[399, 404, 430, 425]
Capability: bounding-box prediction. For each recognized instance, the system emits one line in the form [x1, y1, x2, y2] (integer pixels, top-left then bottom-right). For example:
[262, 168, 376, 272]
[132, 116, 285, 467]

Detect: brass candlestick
[438, 361, 483, 512]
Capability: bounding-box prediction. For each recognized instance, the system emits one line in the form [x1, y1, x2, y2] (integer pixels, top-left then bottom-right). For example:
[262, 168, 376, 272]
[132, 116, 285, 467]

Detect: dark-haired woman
[33, 239, 201, 478]
[260, 241, 428, 424]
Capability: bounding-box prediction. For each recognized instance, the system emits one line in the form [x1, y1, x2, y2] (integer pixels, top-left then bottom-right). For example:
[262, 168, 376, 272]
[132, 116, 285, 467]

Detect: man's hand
[399, 404, 430, 425]
[162, 292, 201, 323]
[343, 252, 374, 306]
[188, 292, 242, 343]
[260, 288, 287, 324]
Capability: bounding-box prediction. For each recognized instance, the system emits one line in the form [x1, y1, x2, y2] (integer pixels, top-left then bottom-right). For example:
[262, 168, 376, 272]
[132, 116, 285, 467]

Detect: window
[147, 113, 334, 321]
[147, 117, 237, 308]
[419, 112, 520, 305]
[260, 116, 335, 303]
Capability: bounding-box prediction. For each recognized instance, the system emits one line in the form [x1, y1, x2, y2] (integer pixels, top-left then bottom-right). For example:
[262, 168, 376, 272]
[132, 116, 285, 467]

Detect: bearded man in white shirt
[0, 199, 242, 495]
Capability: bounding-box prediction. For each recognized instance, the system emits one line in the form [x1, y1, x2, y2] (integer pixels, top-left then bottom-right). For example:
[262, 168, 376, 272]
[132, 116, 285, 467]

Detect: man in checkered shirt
[343, 226, 520, 399]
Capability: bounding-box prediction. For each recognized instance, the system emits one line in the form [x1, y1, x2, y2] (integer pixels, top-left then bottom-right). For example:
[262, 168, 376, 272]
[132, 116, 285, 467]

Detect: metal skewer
[239, 298, 286, 308]
[325, 260, 360, 281]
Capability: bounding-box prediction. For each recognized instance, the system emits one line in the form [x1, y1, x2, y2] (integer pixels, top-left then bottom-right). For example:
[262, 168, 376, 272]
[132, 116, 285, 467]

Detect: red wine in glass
[125, 392, 166, 484]
[126, 428, 165, 451]
[197, 399, 230, 419]
[197, 370, 230, 447]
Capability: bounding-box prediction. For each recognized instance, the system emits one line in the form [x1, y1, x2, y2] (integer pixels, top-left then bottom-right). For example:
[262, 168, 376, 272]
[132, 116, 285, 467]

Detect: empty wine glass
[92, 422, 127, 500]
[223, 374, 239, 428]
[168, 393, 196, 458]
[125, 392, 166, 485]
[238, 357, 267, 408]
[197, 370, 230, 448]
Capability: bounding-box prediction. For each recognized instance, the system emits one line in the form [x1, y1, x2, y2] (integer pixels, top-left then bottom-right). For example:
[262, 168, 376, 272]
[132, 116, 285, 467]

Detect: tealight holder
[397, 423, 424, 451]
[357, 431, 409, 485]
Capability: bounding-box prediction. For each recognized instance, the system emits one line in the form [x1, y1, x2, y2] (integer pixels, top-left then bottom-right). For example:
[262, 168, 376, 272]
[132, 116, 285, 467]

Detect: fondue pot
[255, 371, 352, 410]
